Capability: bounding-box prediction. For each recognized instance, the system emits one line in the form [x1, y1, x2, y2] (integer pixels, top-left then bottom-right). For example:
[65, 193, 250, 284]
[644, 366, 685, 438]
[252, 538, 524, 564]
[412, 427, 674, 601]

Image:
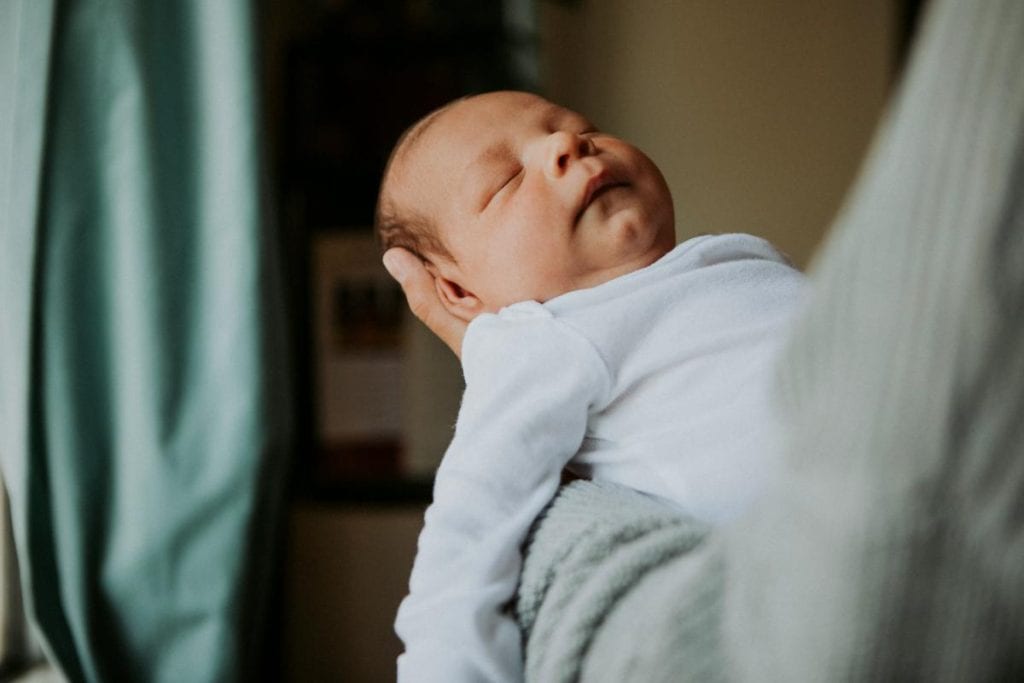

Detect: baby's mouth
[575, 172, 628, 224]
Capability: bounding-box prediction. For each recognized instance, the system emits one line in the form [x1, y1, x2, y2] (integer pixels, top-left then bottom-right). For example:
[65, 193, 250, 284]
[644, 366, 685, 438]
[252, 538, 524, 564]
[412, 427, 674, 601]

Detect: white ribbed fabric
[725, 0, 1024, 680]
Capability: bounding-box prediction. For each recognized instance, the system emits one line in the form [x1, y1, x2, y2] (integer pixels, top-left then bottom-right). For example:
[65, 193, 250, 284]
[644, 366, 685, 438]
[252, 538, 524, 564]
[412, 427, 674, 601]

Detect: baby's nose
[545, 131, 590, 178]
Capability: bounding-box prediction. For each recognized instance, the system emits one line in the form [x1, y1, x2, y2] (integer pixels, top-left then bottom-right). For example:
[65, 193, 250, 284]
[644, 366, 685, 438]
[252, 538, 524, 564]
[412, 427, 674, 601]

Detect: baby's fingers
[383, 248, 466, 359]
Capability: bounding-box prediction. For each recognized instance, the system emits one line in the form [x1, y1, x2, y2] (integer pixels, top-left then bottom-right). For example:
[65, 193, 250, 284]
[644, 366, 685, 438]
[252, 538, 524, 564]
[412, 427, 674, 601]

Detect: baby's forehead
[388, 92, 571, 205]
[432, 92, 561, 144]
[389, 114, 476, 191]
[382, 132, 450, 224]
[387, 134, 447, 205]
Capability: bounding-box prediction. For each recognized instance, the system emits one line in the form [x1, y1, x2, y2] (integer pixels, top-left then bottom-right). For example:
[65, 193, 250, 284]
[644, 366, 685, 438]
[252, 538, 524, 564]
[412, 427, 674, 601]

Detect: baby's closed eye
[486, 167, 522, 209]
[498, 168, 522, 192]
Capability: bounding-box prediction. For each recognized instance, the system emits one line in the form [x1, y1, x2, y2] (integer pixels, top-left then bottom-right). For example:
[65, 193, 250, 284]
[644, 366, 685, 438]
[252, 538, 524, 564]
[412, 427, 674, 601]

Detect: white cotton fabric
[396, 233, 806, 682]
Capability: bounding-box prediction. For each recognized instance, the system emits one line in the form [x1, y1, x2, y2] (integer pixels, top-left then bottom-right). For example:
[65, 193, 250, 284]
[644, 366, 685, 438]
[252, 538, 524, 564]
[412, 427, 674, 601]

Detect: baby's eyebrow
[461, 143, 514, 209]
[467, 143, 513, 174]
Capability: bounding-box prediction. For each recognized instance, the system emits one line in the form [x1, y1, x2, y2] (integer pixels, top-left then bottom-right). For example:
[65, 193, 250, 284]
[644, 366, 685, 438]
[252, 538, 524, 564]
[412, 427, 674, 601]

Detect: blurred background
[0, 0, 920, 681]
[264, 0, 911, 680]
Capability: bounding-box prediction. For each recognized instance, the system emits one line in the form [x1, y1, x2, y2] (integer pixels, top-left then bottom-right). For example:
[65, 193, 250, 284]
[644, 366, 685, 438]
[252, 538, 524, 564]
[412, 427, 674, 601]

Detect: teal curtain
[0, 1, 289, 681]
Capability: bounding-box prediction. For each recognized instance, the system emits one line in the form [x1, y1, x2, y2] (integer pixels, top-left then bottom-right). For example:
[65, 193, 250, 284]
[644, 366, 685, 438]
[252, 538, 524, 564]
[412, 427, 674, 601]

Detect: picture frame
[311, 230, 405, 482]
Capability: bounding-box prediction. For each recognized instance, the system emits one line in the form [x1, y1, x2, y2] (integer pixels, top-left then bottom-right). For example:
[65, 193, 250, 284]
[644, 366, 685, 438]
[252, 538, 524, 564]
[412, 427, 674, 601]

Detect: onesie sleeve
[395, 302, 610, 682]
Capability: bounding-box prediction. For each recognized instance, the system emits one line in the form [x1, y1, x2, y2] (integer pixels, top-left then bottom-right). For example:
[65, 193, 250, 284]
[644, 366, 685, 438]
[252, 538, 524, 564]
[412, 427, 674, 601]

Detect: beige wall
[539, 0, 895, 268]
[285, 504, 424, 682]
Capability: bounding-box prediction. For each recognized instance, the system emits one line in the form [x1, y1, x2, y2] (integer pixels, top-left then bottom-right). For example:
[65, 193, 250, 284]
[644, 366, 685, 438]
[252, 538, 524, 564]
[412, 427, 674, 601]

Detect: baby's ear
[426, 263, 486, 323]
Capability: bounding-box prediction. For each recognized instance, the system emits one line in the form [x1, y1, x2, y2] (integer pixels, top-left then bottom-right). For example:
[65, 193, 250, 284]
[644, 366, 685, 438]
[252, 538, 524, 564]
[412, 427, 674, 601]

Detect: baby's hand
[383, 248, 468, 359]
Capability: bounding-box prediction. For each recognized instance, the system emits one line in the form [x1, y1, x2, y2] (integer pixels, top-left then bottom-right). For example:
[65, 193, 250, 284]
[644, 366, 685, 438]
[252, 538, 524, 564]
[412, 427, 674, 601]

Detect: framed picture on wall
[311, 231, 405, 483]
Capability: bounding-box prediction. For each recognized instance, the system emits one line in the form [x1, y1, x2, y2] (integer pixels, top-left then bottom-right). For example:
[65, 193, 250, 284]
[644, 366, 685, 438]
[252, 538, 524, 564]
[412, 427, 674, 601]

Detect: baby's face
[391, 91, 675, 312]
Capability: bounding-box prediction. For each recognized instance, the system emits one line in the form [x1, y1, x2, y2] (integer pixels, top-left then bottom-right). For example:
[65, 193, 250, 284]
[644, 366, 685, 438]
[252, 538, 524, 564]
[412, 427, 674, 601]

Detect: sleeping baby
[375, 90, 805, 682]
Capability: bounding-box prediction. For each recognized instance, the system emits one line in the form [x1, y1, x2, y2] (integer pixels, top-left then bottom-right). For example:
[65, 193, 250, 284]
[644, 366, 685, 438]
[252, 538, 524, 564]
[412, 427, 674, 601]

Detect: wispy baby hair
[375, 99, 466, 263]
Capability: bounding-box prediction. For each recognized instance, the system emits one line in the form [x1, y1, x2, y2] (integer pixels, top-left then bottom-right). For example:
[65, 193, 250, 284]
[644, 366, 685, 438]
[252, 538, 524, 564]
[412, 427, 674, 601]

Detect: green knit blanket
[516, 481, 723, 683]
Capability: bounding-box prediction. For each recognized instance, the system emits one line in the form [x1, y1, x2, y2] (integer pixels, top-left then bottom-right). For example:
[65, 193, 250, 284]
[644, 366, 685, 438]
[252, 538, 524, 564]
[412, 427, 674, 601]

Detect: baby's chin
[586, 197, 672, 243]
[592, 218, 674, 275]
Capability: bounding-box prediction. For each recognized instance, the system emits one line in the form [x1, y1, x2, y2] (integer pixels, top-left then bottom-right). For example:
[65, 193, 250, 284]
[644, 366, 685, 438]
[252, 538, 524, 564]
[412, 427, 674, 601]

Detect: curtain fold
[0, 1, 290, 680]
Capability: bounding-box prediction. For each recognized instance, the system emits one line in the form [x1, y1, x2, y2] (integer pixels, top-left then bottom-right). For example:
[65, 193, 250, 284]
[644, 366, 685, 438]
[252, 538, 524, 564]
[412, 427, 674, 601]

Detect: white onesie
[396, 233, 806, 682]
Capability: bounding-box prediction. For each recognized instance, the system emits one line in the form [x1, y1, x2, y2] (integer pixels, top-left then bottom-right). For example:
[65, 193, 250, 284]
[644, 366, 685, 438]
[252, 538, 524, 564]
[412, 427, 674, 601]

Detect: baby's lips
[575, 168, 626, 222]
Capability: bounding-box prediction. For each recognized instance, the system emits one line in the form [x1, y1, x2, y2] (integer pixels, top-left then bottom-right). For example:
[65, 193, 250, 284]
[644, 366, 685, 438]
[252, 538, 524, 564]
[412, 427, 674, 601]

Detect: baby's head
[376, 91, 675, 321]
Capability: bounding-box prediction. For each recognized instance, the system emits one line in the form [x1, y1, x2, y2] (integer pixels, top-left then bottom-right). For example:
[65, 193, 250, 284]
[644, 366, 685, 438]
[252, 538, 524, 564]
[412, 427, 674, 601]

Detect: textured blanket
[517, 481, 723, 683]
